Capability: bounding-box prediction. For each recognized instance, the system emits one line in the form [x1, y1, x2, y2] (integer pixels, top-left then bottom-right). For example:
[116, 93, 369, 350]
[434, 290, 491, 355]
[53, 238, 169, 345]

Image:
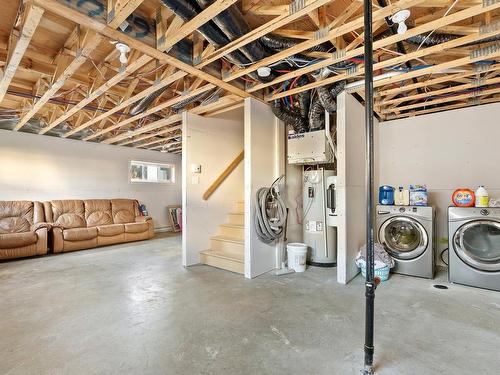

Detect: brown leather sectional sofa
[0, 201, 49, 260]
[45, 199, 154, 253]
[0, 199, 154, 260]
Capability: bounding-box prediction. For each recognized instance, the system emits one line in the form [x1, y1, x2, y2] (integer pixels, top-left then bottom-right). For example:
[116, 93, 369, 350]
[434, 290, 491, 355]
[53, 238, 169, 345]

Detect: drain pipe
[363, 0, 377, 374]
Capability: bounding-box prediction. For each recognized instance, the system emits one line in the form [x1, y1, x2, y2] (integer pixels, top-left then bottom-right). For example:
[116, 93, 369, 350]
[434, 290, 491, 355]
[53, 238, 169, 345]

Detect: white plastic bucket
[287, 243, 308, 272]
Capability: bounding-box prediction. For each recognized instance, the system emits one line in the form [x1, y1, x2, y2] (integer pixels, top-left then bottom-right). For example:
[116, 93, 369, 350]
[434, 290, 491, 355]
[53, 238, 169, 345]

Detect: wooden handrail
[203, 150, 244, 201]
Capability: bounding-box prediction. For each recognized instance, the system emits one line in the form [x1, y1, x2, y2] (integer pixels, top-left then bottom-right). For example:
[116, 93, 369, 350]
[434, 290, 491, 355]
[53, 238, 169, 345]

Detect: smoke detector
[390, 9, 411, 35]
[115, 42, 131, 65]
[257, 66, 272, 78]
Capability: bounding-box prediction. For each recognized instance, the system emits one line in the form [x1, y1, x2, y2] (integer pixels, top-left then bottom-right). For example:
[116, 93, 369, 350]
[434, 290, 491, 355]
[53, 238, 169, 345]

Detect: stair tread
[200, 249, 244, 263]
[220, 223, 244, 229]
[210, 235, 244, 244]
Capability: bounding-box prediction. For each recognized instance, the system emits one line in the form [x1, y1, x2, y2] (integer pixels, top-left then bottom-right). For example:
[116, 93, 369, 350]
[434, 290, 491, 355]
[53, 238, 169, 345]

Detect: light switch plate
[190, 164, 201, 173]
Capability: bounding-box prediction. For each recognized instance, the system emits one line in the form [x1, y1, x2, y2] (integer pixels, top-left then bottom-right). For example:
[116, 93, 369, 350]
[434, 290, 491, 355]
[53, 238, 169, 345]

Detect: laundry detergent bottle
[475, 186, 489, 207]
[379, 185, 395, 205]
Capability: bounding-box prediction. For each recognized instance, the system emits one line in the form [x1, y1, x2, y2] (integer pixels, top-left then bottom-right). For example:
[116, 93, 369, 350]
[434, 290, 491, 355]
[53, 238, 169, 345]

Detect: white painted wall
[0, 130, 181, 230]
[336, 92, 378, 284]
[244, 98, 285, 278]
[182, 109, 244, 266]
[379, 102, 500, 263]
[284, 162, 303, 245]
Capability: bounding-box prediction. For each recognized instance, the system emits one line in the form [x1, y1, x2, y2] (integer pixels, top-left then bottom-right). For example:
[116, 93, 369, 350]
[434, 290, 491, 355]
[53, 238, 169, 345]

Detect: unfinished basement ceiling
[0, 0, 499, 152]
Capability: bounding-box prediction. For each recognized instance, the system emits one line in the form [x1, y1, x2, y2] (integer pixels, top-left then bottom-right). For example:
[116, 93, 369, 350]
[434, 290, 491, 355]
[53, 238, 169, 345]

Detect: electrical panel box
[287, 130, 332, 165]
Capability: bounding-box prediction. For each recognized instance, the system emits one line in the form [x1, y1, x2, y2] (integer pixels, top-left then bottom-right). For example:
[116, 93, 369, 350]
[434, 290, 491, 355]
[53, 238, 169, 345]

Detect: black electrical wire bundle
[254, 175, 287, 244]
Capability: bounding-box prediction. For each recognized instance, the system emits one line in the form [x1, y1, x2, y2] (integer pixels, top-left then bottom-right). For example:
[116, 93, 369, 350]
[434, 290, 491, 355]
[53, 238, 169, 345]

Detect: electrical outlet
[316, 221, 323, 231]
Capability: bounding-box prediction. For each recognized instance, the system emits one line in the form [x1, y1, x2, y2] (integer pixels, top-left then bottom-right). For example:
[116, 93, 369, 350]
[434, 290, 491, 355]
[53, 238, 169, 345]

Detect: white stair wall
[182, 110, 244, 267]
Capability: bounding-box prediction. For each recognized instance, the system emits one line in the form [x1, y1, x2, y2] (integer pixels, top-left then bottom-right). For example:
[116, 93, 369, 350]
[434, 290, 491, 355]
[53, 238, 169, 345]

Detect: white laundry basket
[287, 243, 308, 272]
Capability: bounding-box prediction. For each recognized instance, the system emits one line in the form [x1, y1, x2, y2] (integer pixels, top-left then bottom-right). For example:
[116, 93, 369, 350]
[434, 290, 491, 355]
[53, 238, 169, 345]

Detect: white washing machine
[376, 205, 435, 279]
[448, 207, 500, 292]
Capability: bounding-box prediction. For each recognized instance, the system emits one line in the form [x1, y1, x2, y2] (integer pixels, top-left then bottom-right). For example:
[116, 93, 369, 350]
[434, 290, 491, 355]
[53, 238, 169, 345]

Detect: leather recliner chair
[0, 201, 49, 260]
[43, 199, 154, 253]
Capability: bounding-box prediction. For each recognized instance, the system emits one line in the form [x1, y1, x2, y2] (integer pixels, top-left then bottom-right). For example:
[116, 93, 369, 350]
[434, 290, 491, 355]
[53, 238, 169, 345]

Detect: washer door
[379, 217, 428, 260]
[453, 220, 500, 272]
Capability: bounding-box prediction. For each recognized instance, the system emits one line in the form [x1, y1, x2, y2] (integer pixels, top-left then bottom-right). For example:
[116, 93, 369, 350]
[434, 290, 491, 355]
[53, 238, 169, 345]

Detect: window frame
[129, 160, 175, 184]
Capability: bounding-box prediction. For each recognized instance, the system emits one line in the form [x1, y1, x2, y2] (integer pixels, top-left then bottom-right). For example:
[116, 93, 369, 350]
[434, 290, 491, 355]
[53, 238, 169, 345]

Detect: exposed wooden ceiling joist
[0, 3, 44, 103]
[251, 2, 500, 97]
[13, 30, 103, 131]
[31, 0, 254, 101]
[1, 0, 500, 151]
[224, 0, 427, 82]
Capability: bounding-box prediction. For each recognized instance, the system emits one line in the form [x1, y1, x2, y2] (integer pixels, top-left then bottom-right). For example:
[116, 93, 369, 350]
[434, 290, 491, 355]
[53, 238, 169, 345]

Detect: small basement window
[130, 161, 175, 184]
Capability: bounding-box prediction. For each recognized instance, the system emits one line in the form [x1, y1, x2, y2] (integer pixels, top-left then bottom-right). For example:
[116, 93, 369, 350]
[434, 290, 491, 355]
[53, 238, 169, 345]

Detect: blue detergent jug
[379, 186, 395, 205]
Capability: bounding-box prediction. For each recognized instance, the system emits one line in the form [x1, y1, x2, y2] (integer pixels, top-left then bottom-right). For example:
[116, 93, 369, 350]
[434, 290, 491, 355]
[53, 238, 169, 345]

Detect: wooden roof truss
[0, 0, 499, 152]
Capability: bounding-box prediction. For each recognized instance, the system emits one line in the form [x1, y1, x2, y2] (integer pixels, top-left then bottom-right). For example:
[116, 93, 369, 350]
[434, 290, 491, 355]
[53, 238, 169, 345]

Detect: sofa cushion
[50, 200, 86, 229]
[0, 201, 34, 234]
[85, 200, 113, 227]
[124, 222, 149, 234]
[111, 199, 138, 224]
[97, 224, 124, 237]
[0, 232, 38, 248]
[63, 227, 97, 242]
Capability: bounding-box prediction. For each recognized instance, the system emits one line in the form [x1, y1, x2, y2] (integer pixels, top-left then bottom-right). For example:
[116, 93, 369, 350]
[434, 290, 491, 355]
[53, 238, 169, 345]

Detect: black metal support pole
[363, 0, 376, 374]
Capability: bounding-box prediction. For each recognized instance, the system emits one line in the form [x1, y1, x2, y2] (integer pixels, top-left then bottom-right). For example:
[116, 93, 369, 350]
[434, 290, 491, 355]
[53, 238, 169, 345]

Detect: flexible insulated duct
[260, 34, 333, 53]
[160, 0, 277, 82]
[129, 86, 170, 115]
[407, 33, 500, 47]
[317, 81, 346, 114]
[160, 0, 251, 67]
[261, 34, 357, 72]
[296, 76, 311, 119]
[271, 100, 308, 133]
[194, 0, 265, 62]
[375, 28, 500, 48]
[170, 90, 214, 113]
[308, 99, 325, 131]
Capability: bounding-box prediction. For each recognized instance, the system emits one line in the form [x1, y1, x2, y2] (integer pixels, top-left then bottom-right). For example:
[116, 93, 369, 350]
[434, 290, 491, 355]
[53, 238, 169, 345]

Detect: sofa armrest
[31, 222, 52, 232]
[135, 216, 152, 223]
[135, 216, 154, 238]
[52, 227, 64, 253]
[34, 226, 49, 255]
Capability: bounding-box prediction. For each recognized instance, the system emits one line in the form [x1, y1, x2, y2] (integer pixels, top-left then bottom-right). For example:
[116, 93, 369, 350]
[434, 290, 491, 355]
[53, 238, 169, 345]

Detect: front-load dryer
[376, 205, 435, 279]
[448, 207, 500, 291]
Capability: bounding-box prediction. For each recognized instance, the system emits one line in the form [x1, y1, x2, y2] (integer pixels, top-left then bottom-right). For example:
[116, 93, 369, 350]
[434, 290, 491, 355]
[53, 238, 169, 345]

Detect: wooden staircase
[200, 201, 245, 274]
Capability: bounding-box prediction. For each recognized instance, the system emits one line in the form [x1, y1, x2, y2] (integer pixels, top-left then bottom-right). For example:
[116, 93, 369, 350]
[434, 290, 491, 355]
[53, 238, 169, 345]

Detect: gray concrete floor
[0, 234, 499, 375]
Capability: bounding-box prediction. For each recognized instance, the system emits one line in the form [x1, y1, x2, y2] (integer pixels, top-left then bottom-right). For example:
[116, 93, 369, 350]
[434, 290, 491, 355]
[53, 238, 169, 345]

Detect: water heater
[302, 168, 337, 267]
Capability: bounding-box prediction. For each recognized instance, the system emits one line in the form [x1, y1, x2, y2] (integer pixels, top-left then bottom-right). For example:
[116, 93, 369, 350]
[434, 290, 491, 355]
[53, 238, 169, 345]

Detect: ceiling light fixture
[115, 42, 131, 65]
[257, 66, 271, 78]
[390, 10, 411, 35]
